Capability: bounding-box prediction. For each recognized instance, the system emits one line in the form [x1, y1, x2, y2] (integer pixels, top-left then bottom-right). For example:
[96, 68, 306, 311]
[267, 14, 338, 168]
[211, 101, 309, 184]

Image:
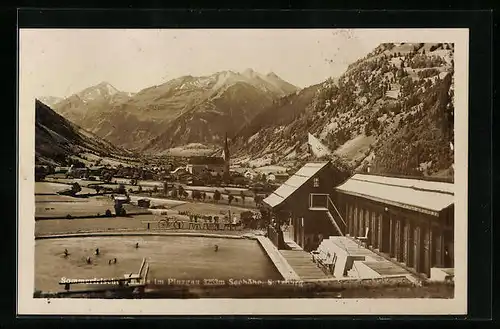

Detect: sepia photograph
[18, 28, 468, 315]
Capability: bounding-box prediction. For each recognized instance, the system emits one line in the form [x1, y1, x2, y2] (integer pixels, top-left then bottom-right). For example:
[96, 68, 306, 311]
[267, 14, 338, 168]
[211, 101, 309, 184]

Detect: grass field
[36, 182, 95, 195]
[35, 194, 147, 219]
[171, 201, 251, 218]
[35, 182, 73, 194]
[34, 196, 260, 236]
[34, 215, 261, 237]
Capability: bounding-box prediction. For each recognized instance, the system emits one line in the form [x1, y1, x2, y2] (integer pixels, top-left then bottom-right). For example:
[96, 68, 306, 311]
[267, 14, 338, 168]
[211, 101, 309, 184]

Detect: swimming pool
[35, 235, 282, 293]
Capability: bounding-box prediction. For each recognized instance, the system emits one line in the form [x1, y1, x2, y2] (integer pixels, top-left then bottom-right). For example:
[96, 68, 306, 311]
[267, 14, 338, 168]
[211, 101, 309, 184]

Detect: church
[186, 133, 231, 181]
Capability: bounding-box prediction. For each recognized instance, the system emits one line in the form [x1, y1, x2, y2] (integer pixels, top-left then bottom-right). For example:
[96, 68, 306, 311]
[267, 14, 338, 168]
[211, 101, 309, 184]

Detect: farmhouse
[54, 166, 70, 174]
[66, 166, 88, 178]
[262, 161, 349, 252]
[333, 173, 454, 278]
[88, 165, 104, 176]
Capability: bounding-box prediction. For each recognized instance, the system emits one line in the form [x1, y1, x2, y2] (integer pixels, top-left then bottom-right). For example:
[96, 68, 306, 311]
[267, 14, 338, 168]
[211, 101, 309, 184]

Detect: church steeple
[223, 133, 230, 182]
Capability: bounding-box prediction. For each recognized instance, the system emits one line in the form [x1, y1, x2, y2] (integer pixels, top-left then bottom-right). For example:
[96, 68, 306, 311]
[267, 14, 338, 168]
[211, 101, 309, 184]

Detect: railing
[59, 257, 149, 291]
[327, 195, 347, 227]
[267, 225, 280, 248]
[309, 193, 347, 231]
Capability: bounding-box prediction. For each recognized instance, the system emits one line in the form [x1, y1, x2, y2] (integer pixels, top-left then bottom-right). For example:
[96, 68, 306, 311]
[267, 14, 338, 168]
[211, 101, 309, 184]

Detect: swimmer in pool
[214, 245, 219, 252]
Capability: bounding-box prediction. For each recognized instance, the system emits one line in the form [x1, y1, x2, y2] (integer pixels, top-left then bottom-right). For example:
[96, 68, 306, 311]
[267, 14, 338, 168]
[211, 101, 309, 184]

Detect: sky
[20, 29, 389, 98]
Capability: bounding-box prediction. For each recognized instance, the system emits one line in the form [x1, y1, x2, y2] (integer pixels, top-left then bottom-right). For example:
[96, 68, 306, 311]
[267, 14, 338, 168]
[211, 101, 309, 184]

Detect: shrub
[417, 68, 440, 79]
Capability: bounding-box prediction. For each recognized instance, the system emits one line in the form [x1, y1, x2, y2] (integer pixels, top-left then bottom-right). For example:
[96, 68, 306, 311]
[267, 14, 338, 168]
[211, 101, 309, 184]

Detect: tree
[213, 190, 221, 203]
[138, 185, 142, 193]
[94, 186, 101, 195]
[240, 191, 246, 204]
[70, 182, 81, 196]
[192, 190, 202, 201]
[228, 194, 234, 205]
[117, 184, 126, 194]
[102, 171, 113, 183]
[171, 186, 178, 199]
[163, 181, 169, 195]
[254, 194, 264, 206]
[178, 185, 185, 199]
[114, 203, 124, 216]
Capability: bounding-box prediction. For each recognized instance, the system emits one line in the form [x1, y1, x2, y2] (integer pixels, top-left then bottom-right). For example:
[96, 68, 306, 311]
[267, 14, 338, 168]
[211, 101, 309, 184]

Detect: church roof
[188, 156, 225, 165]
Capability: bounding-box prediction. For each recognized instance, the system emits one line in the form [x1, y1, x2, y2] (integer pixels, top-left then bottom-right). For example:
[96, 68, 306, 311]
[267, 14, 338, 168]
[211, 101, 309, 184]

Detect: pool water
[35, 236, 282, 292]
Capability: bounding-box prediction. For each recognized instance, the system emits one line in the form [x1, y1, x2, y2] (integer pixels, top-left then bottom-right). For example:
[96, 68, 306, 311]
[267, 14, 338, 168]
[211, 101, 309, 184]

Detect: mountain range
[41, 43, 455, 178]
[48, 69, 299, 151]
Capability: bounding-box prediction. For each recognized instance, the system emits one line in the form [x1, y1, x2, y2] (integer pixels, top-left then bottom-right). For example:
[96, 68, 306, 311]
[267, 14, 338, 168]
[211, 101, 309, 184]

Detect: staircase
[280, 250, 332, 280]
[309, 193, 346, 236]
[281, 228, 332, 280]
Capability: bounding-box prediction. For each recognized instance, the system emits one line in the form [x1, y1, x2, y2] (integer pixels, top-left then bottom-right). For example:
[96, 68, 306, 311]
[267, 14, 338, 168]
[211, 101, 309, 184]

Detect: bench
[312, 249, 337, 275]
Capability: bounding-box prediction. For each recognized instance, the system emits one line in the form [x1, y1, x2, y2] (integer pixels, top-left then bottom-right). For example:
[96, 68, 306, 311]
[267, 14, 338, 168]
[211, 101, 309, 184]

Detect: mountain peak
[266, 71, 281, 80]
[242, 68, 256, 77]
[97, 81, 118, 91]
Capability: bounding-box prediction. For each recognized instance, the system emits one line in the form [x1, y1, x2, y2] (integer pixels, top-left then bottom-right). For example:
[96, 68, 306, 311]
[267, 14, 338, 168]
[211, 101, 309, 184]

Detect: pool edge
[255, 236, 300, 281]
[35, 232, 246, 240]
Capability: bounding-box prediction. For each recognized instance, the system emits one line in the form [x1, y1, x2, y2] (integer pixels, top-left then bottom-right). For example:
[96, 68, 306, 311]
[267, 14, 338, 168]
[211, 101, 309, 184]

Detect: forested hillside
[232, 42, 455, 179]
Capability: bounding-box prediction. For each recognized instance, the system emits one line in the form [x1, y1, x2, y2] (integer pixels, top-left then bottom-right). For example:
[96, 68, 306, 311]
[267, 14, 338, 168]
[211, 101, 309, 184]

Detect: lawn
[34, 214, 262, 237]
[168, 201, 252, 218]
[35, 195, 147, 219]
[35, 182, 73, 194]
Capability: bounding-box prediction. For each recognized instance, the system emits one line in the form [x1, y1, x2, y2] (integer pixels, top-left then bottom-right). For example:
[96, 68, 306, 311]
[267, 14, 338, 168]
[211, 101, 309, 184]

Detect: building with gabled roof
[186, 156, 225, 176]
[334, 173, 454, 278]
[262, 161, 351, 251]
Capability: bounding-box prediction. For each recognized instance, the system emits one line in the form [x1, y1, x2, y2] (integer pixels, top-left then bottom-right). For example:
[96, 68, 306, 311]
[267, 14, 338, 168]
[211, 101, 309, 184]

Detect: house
[137, 199, 151, 208]
[262, 161, 350, 251]
[54, 166, 70, 174]
[113, 194, 130, 206]
[186, 156, 225, 176]
[267, 172, 290, 183]
[333, 173, 454, 278]
[244, 170, 258, 180]
[88, 166, 104, 176]
[66, 166, 88, 178]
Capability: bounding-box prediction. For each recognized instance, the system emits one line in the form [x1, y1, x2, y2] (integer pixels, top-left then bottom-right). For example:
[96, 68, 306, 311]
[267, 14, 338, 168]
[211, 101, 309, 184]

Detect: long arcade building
[334, 174, 454, 278]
